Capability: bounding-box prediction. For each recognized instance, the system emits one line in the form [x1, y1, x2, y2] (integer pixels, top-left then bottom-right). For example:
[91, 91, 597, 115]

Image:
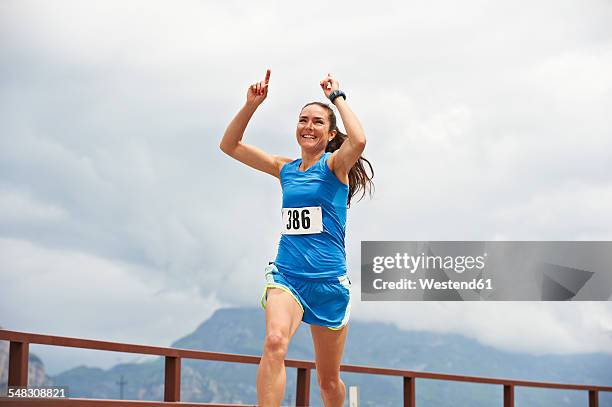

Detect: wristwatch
[328, 90, 346, 104]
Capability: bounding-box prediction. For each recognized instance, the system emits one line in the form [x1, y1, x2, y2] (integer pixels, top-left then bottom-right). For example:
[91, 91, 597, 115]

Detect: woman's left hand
[320, 73, 339, 99]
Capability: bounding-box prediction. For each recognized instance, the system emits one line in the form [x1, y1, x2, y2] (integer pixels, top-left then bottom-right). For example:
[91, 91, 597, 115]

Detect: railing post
[164, 356, 181, 402]
[8, 341, 29, 386]
[589, 390, 598, 407]
[403, 376, 415, 407]
[504, 384, 514, 407]
[296, 367, 310, 407]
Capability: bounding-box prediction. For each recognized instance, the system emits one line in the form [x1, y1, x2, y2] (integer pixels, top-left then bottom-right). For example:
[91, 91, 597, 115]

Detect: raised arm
[219, 69, 290, 178]
[320, 74, 367, 179]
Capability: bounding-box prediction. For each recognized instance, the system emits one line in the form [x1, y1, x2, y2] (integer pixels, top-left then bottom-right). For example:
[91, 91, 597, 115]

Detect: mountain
[42, 309, 612, 406]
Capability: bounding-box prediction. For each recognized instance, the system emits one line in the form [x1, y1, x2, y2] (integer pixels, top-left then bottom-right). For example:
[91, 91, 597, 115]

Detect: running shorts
[260, 263, 352, 330]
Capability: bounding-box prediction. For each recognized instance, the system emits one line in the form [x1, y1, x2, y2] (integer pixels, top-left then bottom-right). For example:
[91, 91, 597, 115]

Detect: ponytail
[302, 102, 374, 207]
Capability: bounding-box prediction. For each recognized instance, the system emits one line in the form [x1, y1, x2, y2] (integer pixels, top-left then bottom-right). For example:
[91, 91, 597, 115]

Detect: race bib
[281, 206, 323, 235]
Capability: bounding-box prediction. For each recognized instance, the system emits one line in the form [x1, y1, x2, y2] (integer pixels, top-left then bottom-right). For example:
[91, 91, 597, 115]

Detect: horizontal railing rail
[1, 329, 610, 406]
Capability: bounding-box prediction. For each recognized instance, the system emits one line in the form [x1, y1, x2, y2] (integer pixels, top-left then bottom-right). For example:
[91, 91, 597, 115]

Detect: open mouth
[301, 134, 316, 139]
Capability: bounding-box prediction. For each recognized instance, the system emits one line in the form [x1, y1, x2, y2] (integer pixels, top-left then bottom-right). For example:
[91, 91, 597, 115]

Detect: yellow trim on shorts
[325, 275, 352, 330]
[260, 284, 304, 313]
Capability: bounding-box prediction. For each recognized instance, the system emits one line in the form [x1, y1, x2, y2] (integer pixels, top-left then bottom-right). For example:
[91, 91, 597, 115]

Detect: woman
[220, 69, 373, 407]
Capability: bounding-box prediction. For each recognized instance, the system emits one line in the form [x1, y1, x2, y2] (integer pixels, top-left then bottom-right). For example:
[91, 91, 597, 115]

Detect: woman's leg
[310, 324, 349, 407]
[257, 287, 304, 406]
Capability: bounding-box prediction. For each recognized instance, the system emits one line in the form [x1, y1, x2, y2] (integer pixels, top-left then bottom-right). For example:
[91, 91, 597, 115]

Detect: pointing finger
[264, 69, 271, 84]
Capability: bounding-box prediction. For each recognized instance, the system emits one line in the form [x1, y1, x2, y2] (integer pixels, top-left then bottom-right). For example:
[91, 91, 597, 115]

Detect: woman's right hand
[246, 69, 271, 107]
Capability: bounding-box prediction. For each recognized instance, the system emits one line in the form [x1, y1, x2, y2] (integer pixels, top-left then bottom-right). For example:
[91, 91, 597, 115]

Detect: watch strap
[328, 90, 346, 104]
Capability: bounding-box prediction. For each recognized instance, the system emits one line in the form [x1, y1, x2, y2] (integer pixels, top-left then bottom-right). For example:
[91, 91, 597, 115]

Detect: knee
[263, 333, 289, 359]
[318, 376, 344, 395]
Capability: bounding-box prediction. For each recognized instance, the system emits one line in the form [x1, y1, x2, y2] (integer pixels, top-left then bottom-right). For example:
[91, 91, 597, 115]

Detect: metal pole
[403, 377, 415, 407]
[8, 341, 29, 386]
[116, 375, 127, 399]
[504, 384, 515, 407]
[349, 385, 359, 407]
[296, 368, 311, 406]
[589, 390, 599, 407]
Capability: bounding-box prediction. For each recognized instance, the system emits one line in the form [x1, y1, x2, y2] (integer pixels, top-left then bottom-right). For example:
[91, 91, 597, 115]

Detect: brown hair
[302, 102, 374, 207]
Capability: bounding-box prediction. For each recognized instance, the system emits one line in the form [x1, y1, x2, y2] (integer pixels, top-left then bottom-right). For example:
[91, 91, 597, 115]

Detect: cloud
[351, 300, 612, 355]
[0, 238, 222, 374]
[0, 187, 67, 224]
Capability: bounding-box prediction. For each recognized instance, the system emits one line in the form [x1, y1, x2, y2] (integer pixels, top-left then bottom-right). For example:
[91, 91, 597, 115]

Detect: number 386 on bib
[281, 206, 323, 235]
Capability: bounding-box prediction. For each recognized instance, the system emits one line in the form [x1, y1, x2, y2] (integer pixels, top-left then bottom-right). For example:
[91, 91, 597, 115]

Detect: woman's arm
[321, 74, 367, 178]
[219, 69, 290, 178]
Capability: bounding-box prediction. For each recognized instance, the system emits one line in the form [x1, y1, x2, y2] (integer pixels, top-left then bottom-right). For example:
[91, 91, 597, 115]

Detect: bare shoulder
[326, 150, 338, 171]
[273, 155, 294, 174]
[327, 150, 344, 173]
[326, 151, 349, 185]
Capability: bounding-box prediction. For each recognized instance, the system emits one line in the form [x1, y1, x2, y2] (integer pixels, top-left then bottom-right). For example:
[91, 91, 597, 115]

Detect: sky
[1, 0, 611, 375]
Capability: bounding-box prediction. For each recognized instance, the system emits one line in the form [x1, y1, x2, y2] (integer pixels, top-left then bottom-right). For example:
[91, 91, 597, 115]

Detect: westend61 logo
[372, 252, 487, 274]
[361, 241, 611, 301]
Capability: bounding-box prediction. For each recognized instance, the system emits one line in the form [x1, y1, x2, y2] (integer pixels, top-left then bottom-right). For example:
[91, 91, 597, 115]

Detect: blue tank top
[274, 152, 349, 279]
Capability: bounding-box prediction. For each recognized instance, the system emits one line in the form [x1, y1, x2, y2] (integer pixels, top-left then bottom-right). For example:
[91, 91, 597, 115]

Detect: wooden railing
[1, 329, 611, 406]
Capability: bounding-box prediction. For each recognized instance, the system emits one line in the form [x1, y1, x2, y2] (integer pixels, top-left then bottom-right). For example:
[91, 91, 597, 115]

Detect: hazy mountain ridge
[3, 312, 612, 406]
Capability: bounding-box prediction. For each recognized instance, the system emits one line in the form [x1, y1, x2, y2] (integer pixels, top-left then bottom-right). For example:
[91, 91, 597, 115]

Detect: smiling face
[296, 103, 336, 153]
